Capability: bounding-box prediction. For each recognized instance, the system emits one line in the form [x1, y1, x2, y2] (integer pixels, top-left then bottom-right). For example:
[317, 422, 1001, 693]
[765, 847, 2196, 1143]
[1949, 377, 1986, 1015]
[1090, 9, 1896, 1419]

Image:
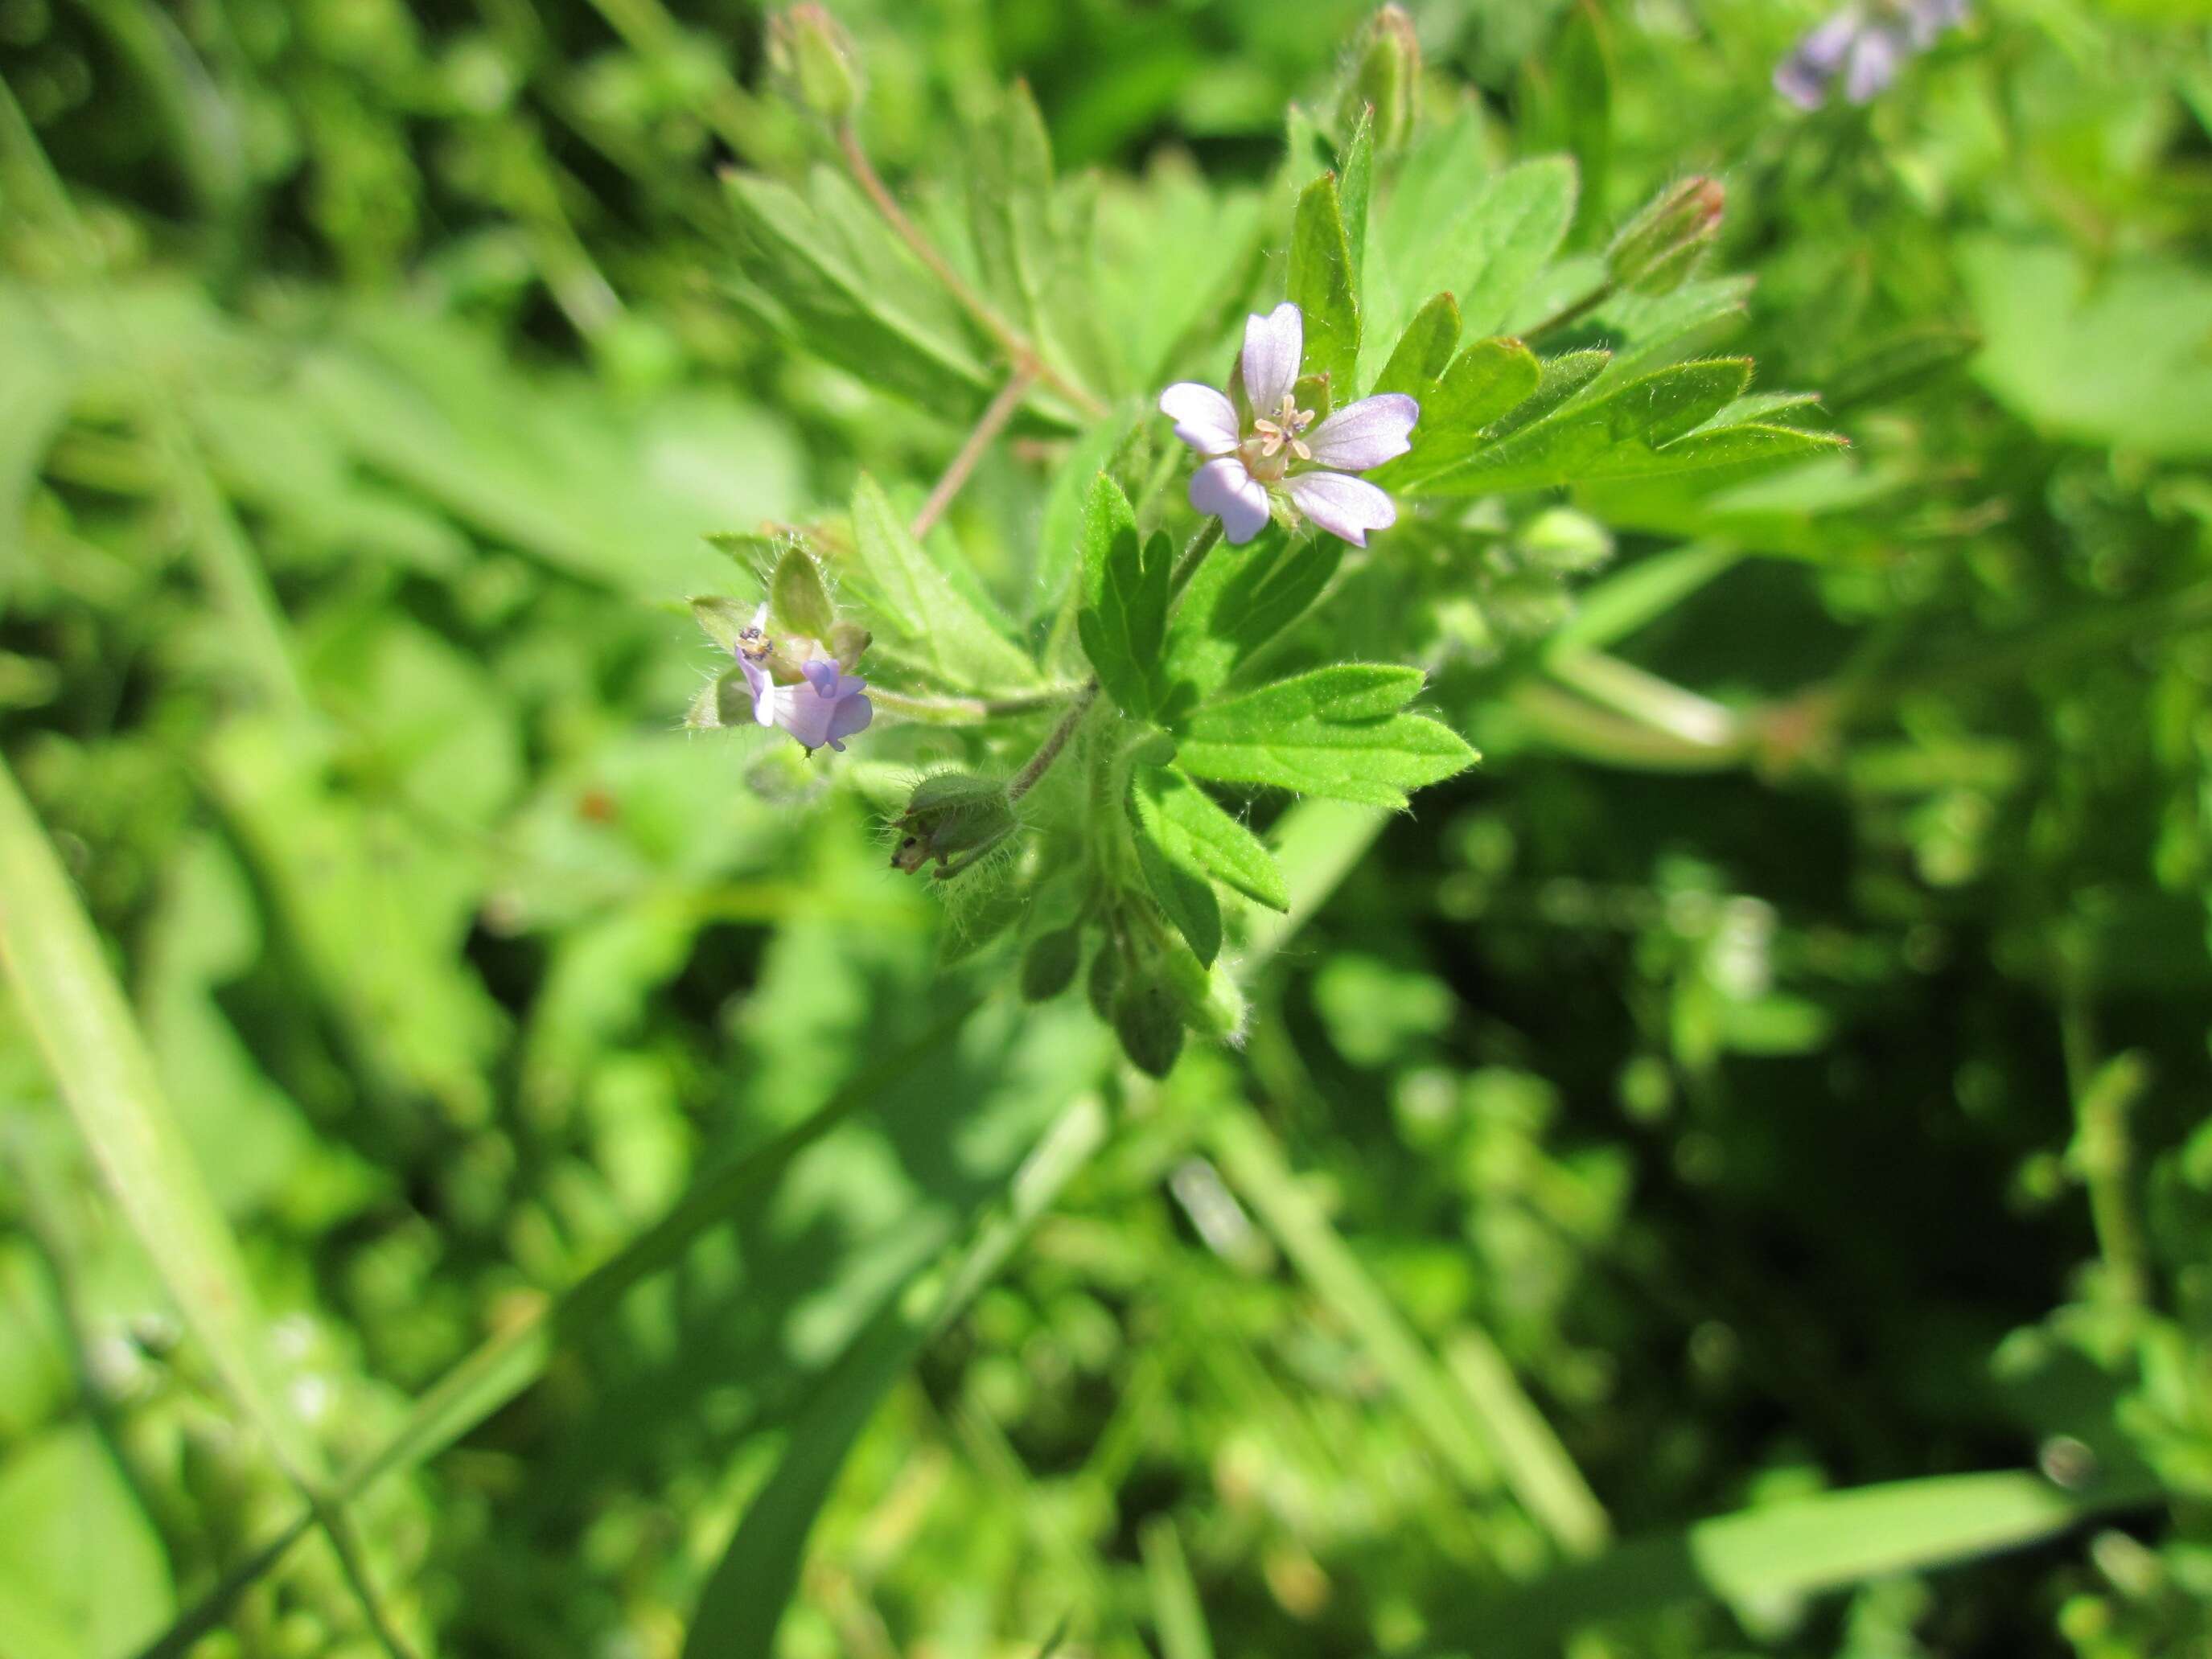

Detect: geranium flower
[1774, 1, 1967, 109]
[734, 605, 874, 754]
[1159, 302, 1418, 549]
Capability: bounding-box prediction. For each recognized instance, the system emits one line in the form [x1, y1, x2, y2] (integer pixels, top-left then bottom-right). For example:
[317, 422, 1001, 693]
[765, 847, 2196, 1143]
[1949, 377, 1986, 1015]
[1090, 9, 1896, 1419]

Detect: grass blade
[130, 998, 985, 1659]
[1141, 1517, 1215, 1659]
[0, 756, 409, 1654]
[680, 1094, 1110, 1659]
[1440, 1466, 2164, 1654]
[1207, 1105, 1500, 1497]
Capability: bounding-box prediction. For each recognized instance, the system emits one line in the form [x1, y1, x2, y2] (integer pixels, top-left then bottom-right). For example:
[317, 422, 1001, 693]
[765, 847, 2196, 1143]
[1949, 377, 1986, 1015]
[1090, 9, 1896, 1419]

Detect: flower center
[1251, 392, 1314, 460]
[1244, 392, 1314, 482]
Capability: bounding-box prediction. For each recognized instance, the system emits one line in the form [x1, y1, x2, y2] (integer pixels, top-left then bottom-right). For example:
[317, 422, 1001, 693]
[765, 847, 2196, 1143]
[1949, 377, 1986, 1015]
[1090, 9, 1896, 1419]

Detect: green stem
[1007, 684, 1100, 803]
[1167, 517, 1226, 602]
[910, 368, 1038, 540]
[1523, 279, 1616, 343]
[835, 120, 1106, 419]
[870, 684, 1087, 725]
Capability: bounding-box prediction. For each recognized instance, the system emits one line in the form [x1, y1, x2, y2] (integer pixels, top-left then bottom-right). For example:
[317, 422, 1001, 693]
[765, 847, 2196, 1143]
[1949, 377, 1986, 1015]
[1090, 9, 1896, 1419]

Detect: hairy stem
[910, 368, 1038, 541]
[836, 121, 1106, 418]
[1167, 517, 1226, 602]
[870, 684, 1087, 725]
[1008, 684, 1100, 803]
[1523, 279, 1615, 343]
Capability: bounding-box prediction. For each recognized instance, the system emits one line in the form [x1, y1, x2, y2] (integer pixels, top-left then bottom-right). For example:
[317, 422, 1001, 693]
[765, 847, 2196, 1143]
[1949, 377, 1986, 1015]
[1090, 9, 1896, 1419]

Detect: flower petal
[824, 686, 874, 751]
[1240, 303, 1303, 414]
[1287, 470, 1397, 548]
[1774, 14, 1860, 107]
[1190, 458, 1272, 545]
[1159, 382, 1241, 455]
[1305, 393, 1419, 472]
[1844, 27, 1902, 102]
[739, 655, 776, 726]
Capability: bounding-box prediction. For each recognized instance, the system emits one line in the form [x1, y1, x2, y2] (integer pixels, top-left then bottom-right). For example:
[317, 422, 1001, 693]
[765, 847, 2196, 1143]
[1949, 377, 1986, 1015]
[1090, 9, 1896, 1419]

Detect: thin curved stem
[836, 121, 1107, 420]
[911, 368, 1037, 541]
[1008, 684, 1100, 803]
[870, 684, 1087, 725]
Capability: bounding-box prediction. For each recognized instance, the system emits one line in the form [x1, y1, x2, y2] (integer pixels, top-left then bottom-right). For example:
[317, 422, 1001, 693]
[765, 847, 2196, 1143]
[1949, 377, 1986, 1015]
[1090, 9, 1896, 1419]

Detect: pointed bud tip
[767, 3, 864, 122]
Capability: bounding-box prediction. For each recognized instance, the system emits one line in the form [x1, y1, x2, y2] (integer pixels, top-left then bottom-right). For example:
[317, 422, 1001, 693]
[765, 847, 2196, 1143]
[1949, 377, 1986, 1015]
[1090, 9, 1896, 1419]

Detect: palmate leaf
[722, 167, 1001, 422]
[1174, 664, 1478, 809]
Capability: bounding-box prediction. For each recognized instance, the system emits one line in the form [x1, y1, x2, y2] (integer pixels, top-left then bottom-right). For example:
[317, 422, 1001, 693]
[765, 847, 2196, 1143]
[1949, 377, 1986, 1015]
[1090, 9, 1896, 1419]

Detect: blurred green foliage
[2, 1, 2211, 1657]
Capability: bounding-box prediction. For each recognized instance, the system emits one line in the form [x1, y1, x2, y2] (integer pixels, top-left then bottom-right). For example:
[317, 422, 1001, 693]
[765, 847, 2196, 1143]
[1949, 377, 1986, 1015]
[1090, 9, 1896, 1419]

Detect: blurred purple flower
[735, 604, 874, 755]
[1775, 1, 1967, 109]
[1159, 302, 1418, 549]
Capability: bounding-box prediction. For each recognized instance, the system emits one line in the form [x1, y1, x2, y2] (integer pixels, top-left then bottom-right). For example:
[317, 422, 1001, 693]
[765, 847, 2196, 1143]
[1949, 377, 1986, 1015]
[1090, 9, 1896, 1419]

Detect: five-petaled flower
[1160, 302, 1418, 549]
[1774, 1, 1967, 109]
[735, 605, 874, 754]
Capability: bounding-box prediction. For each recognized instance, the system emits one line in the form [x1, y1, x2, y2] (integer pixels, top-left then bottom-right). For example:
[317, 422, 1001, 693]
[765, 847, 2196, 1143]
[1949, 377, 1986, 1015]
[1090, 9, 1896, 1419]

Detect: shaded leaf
[1174, 666, 1478, 808]
[1288, 172, 1361, 401]
[1077, 474, 1169, 718]
[1133, 766, 1289, 913]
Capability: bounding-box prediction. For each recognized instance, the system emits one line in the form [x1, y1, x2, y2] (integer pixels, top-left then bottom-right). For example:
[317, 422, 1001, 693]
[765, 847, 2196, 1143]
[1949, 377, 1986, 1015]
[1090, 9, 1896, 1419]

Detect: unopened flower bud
[1162, 950, 1248, 1045]
[1112, 972, 1186, 1080]
[890, 770, 1017, 877]
[1607, 177, 1725, 298]
[767, 4, 864, 123]
[1087, 937, 1122, 1020]
[1338, 5, 1421, 153]
[1021, 926, 1083, 1003]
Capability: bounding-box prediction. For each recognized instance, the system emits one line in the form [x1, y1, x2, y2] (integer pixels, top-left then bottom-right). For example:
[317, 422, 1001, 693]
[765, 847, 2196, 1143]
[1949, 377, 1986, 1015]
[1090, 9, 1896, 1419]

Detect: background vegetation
[2, 0, 2210, 1655]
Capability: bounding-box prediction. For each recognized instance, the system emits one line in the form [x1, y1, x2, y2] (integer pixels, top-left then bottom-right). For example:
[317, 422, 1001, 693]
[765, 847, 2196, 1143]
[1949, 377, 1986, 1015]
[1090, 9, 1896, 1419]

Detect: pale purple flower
[735, 604, 874, 754]
[1775, 1, 1967, 109]
[1159, 302, 1418, 550]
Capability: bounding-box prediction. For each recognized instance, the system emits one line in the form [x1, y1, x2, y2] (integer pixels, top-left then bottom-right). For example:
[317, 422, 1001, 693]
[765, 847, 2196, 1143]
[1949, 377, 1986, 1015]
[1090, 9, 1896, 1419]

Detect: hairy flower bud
[890, 770, 1017, 877]
[1607, 177, 1725, 298]
[1020, 927, 1083, 1003]
[1338, 5, 1421, 153]
[1087, 937, 1122, 1021]
[767, 4, 864, 123]
[1163, 950, 1248, 1045]
[1112, 973, 1186, 1080]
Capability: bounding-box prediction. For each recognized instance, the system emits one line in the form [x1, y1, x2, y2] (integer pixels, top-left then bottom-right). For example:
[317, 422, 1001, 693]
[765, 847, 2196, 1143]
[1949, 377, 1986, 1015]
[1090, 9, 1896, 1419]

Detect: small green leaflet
[1415, 359, 1847, 496]
[1373, 293, 1462, 400]
[847, 476, 1041, 693]
[1289, 171, 1361, 401]
[1077, 474, 1170, 719]
[1132, 807, 1222, 966]
[1134, 768, 1289, 912]
[1173, 665, 1478, 809]
[770, 543, 837, 639]
[1337, 108, 1375, 294]
[1162, 530, 1343, 709]
[1377, 334, 1541, 491]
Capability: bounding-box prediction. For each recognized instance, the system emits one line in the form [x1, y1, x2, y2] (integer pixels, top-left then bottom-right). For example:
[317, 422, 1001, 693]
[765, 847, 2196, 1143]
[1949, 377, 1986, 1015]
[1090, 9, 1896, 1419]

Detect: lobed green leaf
[1077, 473, 1170, 718]
[1174, 666, 1478, 808]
